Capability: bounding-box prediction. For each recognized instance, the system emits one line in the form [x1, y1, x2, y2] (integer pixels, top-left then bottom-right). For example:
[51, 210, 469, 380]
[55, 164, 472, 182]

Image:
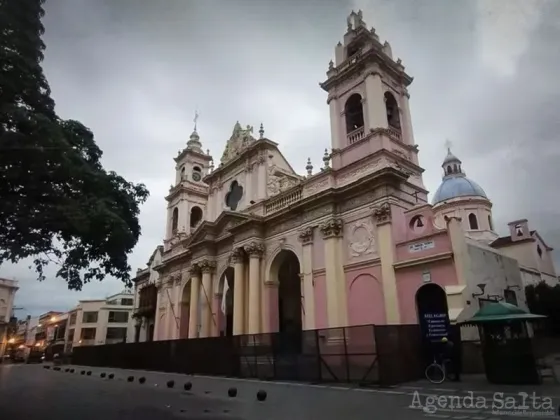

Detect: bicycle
[425, 356, 450, 384]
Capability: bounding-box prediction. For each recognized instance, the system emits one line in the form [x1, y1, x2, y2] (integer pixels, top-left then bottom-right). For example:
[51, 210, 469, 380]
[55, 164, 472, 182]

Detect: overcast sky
[3, 0, 559, 316]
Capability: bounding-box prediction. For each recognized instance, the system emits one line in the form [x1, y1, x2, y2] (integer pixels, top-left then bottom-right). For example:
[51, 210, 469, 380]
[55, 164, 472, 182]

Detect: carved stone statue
[220, 121, 256, 164]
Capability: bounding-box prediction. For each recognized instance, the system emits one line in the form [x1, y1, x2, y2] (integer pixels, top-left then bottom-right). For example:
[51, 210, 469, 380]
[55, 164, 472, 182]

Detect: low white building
[0, 278, 18, 358]
[66, 291, 135, 350]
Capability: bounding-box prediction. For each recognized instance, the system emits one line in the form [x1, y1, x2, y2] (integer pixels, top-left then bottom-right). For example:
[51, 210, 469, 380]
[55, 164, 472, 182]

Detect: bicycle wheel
[425, 363, 446, 384]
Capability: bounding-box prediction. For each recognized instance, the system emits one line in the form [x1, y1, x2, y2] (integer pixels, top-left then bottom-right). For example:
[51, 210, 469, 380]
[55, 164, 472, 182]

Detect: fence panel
[72, 324, 424, 386]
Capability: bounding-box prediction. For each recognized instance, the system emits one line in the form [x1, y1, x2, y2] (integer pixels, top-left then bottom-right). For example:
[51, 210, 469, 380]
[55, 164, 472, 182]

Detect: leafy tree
[0, 0, 149, 290]
[525, 281, 560, 335]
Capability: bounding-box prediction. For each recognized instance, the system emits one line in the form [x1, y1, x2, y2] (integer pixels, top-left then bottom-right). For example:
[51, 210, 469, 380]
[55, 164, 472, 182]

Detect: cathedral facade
[131, 11, 557, 343]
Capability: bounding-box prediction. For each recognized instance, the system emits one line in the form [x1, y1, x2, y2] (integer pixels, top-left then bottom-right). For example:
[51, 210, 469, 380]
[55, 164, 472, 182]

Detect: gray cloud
[3, 0, 558, 315]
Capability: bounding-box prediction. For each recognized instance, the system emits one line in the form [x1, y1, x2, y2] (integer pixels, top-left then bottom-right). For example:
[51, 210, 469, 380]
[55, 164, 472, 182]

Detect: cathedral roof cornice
[320, 48, 413, 92]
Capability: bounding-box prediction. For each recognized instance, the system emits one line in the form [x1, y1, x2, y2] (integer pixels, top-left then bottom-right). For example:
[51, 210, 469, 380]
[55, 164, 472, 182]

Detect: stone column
[171, 275, 182, 340]
[298, 227, 316, 330]
[188, 264, 201, 339]
[365, 72, 388, 131]
[400, 91, 415, 146]
[244, 241, 265, 335]
[328, 97, 341, 150]
[319, 218, 347, 329]
[153, 282, 163, 341]
[211, 288, 222, 337]
[164, 277, 175, 340]
[373, 203, 401, 324]
[231, 247, 246, 335]
[199, 260, 216, 338]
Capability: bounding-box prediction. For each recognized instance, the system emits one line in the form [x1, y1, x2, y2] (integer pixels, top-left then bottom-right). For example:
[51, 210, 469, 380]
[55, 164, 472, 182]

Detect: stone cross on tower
[444, 139, 453, 153]
[193, 109, 199, 131]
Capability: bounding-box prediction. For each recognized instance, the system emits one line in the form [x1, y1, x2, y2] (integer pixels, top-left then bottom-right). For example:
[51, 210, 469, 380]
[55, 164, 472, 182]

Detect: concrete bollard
[100, 373, 106, 378]
[127, 376, 134, 382]
[228, 387, 237, 398]
[86, 371, 92, 376]
[183, 382, 192, 391]
[256, 390, 267, 401]
[108, 373, 114, 379]
[166, 380, 175, 388]
[139, 377, 146, 384]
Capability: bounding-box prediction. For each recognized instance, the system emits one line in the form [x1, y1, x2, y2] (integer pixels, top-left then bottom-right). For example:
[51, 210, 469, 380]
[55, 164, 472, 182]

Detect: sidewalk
[400, 373, 560, 397]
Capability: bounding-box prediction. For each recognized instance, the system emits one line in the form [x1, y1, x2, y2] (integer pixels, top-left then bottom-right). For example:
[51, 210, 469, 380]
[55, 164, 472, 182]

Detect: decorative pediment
[184, 211, 258, 248]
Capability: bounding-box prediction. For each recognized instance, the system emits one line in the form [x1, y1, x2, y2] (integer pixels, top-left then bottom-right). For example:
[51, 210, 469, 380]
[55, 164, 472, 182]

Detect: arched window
[384, 92, 401, 130]
[468, 213, 478, 230]
[190, 206, 203, 228]
[447, 165, 452, 175]
[488, 215, 493, 231]
[180, 166, 186, 180]
[537, 245, 543, 258]
[344, 93, 364, 134]
[171, 207, 179, 233]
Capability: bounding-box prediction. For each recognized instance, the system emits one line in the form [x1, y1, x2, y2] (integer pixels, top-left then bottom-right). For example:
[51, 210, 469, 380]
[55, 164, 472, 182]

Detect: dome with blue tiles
[432, 149, 488, 205]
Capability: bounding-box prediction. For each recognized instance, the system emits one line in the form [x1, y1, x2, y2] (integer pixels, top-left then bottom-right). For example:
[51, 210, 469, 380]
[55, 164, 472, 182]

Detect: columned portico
[231, 248, 246, 335]
[298, 227, 316, 330]
[319, 218, 348, 328]
[244, 241, 265, 335]
[188, 264, 201, 339]
[199, 260, 216, 338]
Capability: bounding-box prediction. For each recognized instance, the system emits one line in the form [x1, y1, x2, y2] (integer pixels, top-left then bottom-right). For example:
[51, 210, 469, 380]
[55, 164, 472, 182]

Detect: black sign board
[420, 312, 450, 342]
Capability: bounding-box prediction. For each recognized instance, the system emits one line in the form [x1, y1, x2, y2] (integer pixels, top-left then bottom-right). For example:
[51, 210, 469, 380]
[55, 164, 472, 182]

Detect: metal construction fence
[72, 324, 425, 386]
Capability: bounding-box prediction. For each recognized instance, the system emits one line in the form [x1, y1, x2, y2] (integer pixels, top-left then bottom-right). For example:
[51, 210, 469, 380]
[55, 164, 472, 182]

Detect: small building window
[121, 298, 134, 306]
[344, 93, 364, 134]
[504, 290, 518, 306]
[468, 213, 479, 230]
[106, 327, 128, 340]
[537, 244, 543, 258]
[488, 215, 493, 231]
[180, 166, 186, 180]
[80, 328, 96, 340]
[108, 311, 129, 323]
[171, 207, 179, 233]
[82, 311, 98, 324]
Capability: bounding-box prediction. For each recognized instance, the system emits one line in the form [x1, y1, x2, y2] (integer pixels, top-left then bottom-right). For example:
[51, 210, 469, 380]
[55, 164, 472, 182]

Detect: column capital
[244, 241, 265, 258]
[372, 202, 392, 225]
[319, 218, 343, 239]
[298, 226, 314, 245]
[188, 263, 201, 277]
[230, 247, 245, 264]
[198, 259, 216, 274]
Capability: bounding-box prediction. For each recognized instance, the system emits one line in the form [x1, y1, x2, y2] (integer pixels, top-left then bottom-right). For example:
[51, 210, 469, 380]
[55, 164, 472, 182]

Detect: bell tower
[164, 113, 213, 249]
[321, 10, 419, 171]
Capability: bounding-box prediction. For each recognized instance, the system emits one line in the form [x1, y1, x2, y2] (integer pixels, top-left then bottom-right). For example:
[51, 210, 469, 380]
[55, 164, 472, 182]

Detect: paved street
[0, 364, 559, 420]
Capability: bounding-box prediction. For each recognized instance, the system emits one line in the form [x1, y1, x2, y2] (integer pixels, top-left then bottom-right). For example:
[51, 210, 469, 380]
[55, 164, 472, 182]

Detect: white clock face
[192, 171, 201, 182]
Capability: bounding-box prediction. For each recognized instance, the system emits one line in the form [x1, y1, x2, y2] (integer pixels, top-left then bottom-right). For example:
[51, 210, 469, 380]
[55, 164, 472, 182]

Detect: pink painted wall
[313, 274, 328, 329]
[345, 265, 386, 326]
[396, 259, 458, 324]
